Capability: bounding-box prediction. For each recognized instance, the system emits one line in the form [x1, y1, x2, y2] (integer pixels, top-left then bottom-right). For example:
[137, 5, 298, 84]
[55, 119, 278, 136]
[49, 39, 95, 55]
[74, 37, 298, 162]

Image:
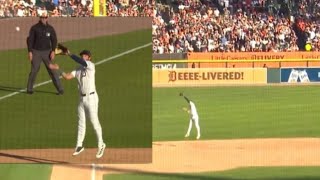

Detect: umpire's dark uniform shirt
[27, 21, 57, 52]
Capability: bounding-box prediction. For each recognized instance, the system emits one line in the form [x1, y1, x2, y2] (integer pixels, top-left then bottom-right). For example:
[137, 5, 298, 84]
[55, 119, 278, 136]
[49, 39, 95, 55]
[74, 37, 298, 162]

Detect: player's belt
[81, 92, 95, 96]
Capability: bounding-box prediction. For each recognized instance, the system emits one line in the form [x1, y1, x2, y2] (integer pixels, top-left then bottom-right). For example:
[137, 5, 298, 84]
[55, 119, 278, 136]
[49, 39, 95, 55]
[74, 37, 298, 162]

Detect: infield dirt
[49, 138, 320, 180]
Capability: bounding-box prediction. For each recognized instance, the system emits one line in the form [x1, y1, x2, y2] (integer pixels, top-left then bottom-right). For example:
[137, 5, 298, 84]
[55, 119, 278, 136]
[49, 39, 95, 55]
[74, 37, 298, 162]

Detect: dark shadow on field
[0, 85, 55, 95]
[0, 152, 67, 163]
[102, 175, 320, 180]
[102, 172, 320, 180]
[50, 164, 320, 180]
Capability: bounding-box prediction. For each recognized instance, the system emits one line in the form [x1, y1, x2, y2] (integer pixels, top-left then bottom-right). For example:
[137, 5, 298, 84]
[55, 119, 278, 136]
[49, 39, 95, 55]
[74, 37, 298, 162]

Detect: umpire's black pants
[27, 49, 63, 93]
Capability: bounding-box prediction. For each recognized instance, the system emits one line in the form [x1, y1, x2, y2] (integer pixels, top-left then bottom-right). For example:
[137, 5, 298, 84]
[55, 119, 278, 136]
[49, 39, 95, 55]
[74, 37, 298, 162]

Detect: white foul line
[95, 43, 151, 65]
[91, 163, 96, 180]
[0, 43, 151, 102]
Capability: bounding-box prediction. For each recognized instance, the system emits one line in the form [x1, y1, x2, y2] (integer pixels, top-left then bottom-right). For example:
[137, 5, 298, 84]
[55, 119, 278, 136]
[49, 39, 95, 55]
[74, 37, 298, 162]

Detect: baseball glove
[54, 47, 63, 55]
[56, 43, 69, 55]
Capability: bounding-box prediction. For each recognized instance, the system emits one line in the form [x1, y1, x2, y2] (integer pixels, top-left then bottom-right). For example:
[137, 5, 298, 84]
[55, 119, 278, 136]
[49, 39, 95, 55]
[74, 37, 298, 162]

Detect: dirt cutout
[51, 138, 320, 180]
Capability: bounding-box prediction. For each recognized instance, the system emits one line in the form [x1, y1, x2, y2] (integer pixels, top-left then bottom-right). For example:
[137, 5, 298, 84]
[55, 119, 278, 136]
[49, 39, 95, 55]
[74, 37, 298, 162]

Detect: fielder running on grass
[180, 93, 201, 140]
[49, 46, 106, 158]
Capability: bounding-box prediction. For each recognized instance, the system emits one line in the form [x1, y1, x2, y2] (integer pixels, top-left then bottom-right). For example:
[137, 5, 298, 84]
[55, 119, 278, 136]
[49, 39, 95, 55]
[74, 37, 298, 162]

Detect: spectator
[51, 6, 60, 16]
[151, 0, 320, 53]
[1, 0, 319, 51]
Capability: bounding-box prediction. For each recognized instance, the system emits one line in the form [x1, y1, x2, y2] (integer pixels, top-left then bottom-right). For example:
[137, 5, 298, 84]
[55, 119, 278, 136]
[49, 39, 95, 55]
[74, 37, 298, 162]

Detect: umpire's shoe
[27, 90, 33, 95]
[73, 146, 84, 156]
[56, 90, 64, 95]
[96, 143, 106, 159]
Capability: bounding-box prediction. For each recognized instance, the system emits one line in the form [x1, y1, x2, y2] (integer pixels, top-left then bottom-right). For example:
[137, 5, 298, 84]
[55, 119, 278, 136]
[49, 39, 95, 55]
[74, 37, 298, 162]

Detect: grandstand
[152, 0, 320, 53]
[0, 0, 319, 52]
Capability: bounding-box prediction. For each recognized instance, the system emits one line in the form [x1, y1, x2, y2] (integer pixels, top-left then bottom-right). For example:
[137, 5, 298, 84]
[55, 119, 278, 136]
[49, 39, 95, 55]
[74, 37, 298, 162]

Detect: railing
[152, 59, 320, 68]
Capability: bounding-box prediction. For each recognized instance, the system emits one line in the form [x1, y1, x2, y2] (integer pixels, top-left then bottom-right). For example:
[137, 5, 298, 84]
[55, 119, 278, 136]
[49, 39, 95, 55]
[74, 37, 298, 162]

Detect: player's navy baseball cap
[80, 50, 91, 57]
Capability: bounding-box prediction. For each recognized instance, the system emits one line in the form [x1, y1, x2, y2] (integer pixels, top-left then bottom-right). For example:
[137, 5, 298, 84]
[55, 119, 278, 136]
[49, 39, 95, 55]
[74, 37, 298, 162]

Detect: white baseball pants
[186, 116, 201, 139]
[76, 93, 104, 148]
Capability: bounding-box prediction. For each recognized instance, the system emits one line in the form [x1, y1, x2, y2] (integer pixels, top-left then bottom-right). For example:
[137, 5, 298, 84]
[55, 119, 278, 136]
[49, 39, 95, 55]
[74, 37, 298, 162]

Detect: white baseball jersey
[189, 101, 198, 119]
[70, 60, 104, 148]
[71, 61, 96, 95]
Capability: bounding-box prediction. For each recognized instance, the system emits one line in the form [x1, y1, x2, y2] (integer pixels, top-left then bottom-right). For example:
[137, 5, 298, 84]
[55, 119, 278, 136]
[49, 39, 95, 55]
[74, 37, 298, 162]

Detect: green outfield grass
[0, 29, 152, 149]
[103, 166, 320, 180]
[0, 164, 52, 180]
[153, 86, 320, 141]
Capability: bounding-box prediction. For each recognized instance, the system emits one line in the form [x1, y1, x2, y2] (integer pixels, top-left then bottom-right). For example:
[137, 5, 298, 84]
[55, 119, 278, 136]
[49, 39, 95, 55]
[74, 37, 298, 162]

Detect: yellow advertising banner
[153, 68, 267, 87]
[187, 52, 320, 60]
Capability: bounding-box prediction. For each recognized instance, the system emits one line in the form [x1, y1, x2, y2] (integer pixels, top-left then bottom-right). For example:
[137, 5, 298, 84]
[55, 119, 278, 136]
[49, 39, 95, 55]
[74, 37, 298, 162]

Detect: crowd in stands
[152, 0, 320, 53]
[0, 0, 94, 18]
[0, 0, 154, 18]
[106, 0, 155, 16]
[1, 0, 319, 52]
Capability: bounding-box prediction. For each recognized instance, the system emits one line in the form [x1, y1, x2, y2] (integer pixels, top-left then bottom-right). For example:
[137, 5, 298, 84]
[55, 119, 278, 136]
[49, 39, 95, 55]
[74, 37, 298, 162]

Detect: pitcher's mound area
[51, 138, 320, 180]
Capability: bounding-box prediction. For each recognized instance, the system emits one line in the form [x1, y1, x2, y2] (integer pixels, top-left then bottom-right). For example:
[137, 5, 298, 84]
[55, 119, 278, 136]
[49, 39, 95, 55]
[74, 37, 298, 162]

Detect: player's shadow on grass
[0, 152, 67, 163]
[0, 85, 56, 95]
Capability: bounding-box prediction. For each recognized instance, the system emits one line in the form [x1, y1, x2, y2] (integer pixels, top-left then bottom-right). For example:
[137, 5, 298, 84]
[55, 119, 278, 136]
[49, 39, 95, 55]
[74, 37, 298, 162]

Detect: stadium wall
[152, 68, 267, 87]
[152, 67, 320, 87]
[280, 67, 320, 83]
[187, 52, 320, 68]
[152, 53, 187, 69]
[152, 55, 320, 86]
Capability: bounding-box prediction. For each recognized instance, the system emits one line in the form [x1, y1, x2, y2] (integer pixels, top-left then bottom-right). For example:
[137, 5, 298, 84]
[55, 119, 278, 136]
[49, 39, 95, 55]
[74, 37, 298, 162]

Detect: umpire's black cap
[80, 50, 91, 57]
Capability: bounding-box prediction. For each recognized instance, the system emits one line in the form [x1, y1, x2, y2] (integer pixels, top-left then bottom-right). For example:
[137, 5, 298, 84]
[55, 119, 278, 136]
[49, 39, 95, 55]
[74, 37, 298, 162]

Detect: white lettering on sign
[152, 64, 177, 69]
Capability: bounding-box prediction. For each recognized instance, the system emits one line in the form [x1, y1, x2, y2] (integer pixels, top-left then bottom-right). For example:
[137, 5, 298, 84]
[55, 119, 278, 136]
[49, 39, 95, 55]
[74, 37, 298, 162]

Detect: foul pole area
[93, 0, 106, 16]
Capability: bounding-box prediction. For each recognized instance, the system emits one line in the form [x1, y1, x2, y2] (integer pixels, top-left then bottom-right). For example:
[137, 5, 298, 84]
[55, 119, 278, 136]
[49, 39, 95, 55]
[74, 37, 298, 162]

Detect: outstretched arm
[49, 63, 75, 80]
[183, 95, 190, 103]
[69, 54, 87, 67]
[56, 44, 87, 66]
[60, 72, 74, 80]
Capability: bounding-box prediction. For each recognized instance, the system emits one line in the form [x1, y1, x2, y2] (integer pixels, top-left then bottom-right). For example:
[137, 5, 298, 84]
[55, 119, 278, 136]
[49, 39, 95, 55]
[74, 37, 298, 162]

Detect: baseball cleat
[197, 135, 201, 140]
[96, 143, 106, 159]
[73, 146, 84, 156]
[185, 133, 190, 138]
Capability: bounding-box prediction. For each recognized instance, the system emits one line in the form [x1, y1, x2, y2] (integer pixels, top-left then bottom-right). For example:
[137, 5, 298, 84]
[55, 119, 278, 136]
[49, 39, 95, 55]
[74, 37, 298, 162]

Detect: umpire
[26, 12, 64, 95]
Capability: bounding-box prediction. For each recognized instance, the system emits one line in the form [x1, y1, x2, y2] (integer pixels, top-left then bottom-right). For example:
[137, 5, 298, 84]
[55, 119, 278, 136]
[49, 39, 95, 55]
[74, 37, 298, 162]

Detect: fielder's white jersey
[71, 61, 96, 95]
[189, 101, 198, 119]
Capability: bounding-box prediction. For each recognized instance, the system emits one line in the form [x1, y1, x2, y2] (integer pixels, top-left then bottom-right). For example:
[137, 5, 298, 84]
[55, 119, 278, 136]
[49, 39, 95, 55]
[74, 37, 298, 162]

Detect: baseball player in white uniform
[49, 49, 106, 158]
[180, 93, 201, 140]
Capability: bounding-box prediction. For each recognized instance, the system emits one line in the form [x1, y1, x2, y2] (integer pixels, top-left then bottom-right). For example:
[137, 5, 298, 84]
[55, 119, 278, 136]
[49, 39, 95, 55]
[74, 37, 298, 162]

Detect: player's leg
[86, 94, 105, 158]
[73, 101, 86, 155]
[185, 119, 193, 137]
[27, 51, 42, 93]
[42, 50, 64, 94]
[194, 117, 201, 139]
[87, 95, 104, 146]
